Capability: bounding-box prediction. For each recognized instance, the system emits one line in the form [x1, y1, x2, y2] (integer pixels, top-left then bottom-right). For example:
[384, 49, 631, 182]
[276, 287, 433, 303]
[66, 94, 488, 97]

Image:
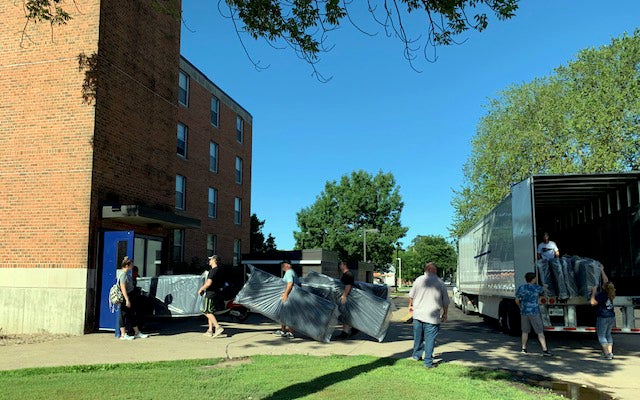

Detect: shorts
[521, 314, 544, 334]
[202, 295, 218, 314]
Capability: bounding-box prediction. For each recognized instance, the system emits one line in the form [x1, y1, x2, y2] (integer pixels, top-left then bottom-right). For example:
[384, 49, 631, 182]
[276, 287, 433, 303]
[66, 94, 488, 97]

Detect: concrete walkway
[1, 298, 638, 399]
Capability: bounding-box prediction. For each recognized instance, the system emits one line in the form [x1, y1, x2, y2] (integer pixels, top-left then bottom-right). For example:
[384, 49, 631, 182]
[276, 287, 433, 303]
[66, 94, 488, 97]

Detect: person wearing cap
[273, 259, 297, 339]
[198, 255, 225, 338]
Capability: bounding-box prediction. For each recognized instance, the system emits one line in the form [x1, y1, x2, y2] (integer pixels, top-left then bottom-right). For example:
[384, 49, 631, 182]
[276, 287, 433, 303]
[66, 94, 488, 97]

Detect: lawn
[0, 355, 562, 400]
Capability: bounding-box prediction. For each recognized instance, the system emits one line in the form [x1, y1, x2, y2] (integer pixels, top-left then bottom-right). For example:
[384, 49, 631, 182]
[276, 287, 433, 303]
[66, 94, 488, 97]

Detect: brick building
[0, 0, 252, 334]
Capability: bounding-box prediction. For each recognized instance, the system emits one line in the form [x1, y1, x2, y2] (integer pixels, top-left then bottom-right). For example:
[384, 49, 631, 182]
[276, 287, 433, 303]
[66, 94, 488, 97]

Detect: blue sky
[179, 1, 640, 250]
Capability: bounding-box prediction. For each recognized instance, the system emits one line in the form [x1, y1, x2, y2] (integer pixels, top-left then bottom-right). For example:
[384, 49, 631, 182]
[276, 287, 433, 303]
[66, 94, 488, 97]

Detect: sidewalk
[1, 299, 638, 399]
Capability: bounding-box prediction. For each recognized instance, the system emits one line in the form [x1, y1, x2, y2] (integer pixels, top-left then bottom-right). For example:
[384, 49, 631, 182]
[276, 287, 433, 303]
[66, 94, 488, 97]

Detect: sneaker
[273, 330, 286, 337]
[211, 327, 225, 338]
[334, 331, 350, 340]
[203, 331, 213, 337]
[520, 348, 527, 354]
[119, 334, 135, 341]
[134, 332, 149, 339]
[284, 332, 294, 339]
[412, 356, 423, 361]
[605, 353, 614, 360]
[542, 350, 553, 357]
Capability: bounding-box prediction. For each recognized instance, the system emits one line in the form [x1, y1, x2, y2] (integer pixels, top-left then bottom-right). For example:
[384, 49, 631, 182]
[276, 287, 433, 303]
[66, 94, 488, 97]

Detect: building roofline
[179, 56, 253, 123]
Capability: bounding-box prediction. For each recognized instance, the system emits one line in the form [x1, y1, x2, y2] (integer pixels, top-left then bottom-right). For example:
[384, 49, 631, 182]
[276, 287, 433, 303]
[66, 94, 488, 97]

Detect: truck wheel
[506, 306, 521, 336]
[499, 301, 520, 336]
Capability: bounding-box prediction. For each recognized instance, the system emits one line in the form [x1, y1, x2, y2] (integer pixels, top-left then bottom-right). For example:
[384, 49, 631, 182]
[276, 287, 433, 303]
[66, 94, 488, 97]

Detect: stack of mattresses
[234, 266, 337, 343]
[548, 257, 580, 299]
[574, 257, 602, 299]
[536, 257, 602, 300]
[137, 274, 205, 316]
[301, 271, 393, 342]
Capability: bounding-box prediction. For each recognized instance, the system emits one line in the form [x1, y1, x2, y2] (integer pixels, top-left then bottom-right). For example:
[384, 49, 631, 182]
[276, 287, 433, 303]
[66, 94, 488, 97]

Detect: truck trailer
[456, 172, 640, 334]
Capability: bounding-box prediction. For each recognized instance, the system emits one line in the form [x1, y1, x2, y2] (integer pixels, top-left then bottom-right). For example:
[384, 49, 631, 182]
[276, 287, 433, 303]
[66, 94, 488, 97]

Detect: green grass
[0, 355, 562, 400]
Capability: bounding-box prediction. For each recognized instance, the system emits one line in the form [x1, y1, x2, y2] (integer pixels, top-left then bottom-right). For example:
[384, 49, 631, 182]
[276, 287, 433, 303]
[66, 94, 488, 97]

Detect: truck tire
[499, 300, 521, 336]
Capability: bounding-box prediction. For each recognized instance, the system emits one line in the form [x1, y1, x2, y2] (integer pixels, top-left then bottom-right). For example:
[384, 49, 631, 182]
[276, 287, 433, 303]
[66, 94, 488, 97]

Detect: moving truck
[455, 173, 640, 334]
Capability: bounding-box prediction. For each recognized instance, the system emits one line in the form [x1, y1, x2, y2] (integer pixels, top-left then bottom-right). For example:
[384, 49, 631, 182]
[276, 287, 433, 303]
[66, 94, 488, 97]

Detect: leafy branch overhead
[224, 0, 519, 76]
[22, 0, 519, 73]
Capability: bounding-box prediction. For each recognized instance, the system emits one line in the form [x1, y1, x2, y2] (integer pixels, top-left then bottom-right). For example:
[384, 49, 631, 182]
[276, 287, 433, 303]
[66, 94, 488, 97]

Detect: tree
[21, 0, 519, 77]
[294, 170, 408, 266]
[400, 235, 457, 282]
[250, 213, 277, 253]
[450, 30, 640, 238]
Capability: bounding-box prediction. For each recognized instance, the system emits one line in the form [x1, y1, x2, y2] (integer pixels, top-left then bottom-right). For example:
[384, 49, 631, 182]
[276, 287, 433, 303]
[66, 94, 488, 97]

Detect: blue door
[99, 230, 134, 330]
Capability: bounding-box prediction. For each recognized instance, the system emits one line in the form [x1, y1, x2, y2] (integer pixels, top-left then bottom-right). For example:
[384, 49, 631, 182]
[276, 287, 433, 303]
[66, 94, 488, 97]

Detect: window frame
[207, 234, 217, 258]
[178, 70, 189, 107]
[177, 122, 188, 158]
[235, 156, 243, 184]
[208, 187, 218, 218]
[209, 141, 219, 173]
[175, 175, 186, 210]
[211, 96, 219, 127]
[234, 197, 242, 225]
[173, 229, 184, 264]
[236, 116, 244, 143]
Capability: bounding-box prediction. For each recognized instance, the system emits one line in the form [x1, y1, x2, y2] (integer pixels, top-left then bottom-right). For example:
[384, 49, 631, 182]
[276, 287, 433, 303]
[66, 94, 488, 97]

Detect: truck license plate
[548, 307, 564, 316]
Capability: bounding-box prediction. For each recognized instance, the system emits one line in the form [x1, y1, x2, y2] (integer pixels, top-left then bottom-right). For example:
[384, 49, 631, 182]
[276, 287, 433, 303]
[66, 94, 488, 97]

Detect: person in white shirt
[537, 232, 559, 260]
[408, 262, 449, 368]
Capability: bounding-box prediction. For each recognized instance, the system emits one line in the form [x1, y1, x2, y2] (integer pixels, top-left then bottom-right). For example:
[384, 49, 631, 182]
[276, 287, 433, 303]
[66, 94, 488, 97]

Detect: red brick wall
[0, 1, 101, 269]
[177, 66, 252, 267]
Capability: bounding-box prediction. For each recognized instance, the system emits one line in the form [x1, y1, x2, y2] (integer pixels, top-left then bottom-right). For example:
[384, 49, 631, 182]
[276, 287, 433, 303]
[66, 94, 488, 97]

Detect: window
[173, 230, 184, 264]
[234, 197, 242, 225]
[177, 123, 188, 158]
[236, 116, 243, 143]
[207, 234, 217, 258]
[209, 142, 218, 173]
[233, 239, 241, 266]
[235, 157, 242, 184]
[208, 187, 217, 218]
[211, 96, 219, 127]
[176, 175, 186, 210]
[178, 71, 189, 107]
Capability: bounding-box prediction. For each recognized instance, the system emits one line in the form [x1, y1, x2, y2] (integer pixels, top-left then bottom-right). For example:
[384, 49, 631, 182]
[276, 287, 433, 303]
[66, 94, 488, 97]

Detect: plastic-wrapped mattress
[234, 266, 337, 343]
[137, 274, 204, 316]
[574, 257, 602, 300]
[301, 271, 393, 342]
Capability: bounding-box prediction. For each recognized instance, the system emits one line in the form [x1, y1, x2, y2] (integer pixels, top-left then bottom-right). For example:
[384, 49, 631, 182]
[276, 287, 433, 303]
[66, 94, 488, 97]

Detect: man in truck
[515, 272, 552, 357]
[537, 232, 560, 260]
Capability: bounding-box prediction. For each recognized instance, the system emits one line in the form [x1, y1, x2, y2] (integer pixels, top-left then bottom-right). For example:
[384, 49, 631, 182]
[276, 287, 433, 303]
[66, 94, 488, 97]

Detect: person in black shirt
[198, 255, 225, 338]
[335, 261, 357, 339]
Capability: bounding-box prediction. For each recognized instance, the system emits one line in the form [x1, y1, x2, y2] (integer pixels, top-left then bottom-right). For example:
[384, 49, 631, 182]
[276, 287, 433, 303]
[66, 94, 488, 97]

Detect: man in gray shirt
[408, 262, 449, 368]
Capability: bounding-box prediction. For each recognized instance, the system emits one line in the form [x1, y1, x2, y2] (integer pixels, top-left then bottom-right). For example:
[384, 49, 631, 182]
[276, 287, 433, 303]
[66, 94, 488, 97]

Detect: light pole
[362, 228, 379, 263]
[396, 257, 402, 288]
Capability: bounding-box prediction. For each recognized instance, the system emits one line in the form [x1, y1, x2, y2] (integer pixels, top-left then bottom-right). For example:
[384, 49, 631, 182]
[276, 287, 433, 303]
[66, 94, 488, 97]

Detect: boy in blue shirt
[515, 272, 552, 356]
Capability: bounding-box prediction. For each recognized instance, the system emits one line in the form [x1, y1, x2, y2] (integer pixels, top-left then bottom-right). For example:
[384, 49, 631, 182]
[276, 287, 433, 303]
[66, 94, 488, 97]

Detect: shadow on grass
[262, 356, 399, 400]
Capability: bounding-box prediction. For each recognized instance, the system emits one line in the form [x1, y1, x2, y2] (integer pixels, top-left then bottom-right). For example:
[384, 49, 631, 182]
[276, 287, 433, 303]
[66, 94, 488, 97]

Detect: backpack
[109, 281, 124, 312]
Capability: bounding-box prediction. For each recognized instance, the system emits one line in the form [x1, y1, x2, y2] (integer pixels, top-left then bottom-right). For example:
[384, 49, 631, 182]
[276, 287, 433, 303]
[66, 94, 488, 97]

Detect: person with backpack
[117, 256, 148, 340]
